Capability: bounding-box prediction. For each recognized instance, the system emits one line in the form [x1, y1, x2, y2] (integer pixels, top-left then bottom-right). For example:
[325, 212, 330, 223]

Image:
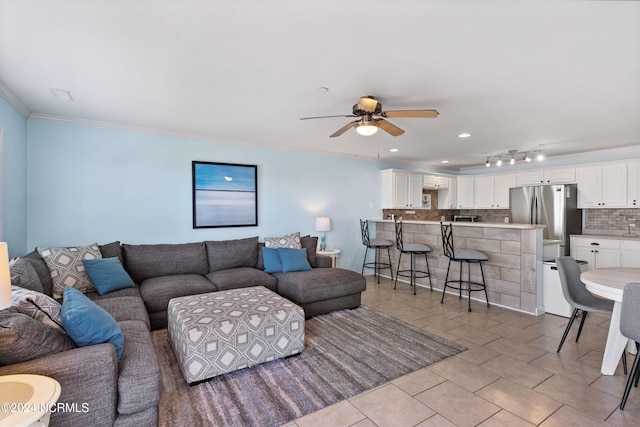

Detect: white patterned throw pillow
[11, 285, 65, 333]
[38, 244, 102, 299]
[264, 232, 302, 249]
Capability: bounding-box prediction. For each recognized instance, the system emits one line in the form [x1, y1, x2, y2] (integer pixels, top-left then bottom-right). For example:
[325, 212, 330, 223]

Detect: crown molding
[0, 79, 31, 118]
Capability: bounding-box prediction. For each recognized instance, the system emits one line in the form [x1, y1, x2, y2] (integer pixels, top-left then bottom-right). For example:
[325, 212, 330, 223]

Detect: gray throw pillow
[0, 309, 75, 366]
[300, 235, 319, 267]
[11, 285, 65, 332]
[205, 237, 259, 272]
[10, 257, 44, 293]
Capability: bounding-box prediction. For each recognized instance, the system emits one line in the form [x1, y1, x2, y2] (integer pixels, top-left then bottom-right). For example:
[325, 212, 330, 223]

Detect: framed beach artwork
[192, 161, 258, 228]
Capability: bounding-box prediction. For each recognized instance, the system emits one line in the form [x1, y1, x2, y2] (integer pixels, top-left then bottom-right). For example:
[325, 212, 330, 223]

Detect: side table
[0, 374, 61, 427]
[317, 249, 341, 268]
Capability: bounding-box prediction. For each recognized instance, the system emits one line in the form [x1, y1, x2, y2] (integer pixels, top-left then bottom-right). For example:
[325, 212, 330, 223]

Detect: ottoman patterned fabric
[168, 286, 305, 384]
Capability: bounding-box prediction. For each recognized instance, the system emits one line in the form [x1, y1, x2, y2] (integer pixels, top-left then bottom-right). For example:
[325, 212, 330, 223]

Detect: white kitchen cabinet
[472, 174, 515, 209]
[438, 178, 457, 209]
[627, 161, 640, 207]
[516, 168, 575, 186]
[456, 176, 475, 208]
[576, 163, 627, 208]
[571, 236, 621, 270]
[424, 174, 451, 189]
[621, 240, 640, 267]
[381, 169, 424, 209]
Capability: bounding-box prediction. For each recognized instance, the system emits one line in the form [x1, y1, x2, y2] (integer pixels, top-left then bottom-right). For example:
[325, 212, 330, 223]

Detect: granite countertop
[571, 234, 640, 241]
[370, 219, 545, 230]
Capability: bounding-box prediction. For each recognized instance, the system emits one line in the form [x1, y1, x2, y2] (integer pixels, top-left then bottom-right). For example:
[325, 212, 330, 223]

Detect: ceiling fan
[300, 96, 439, 138]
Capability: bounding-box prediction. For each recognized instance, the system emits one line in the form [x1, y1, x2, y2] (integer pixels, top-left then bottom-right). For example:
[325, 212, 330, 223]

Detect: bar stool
[360, 219, 393, 283]
[394, 220, 432, 295]
[440, 222, 490, 312]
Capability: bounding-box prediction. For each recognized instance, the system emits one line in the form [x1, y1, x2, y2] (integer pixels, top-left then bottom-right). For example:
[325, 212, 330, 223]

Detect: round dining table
[581, 267, 640, 375]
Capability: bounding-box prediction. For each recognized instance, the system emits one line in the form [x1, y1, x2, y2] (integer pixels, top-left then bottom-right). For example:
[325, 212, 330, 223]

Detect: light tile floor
[285, 276, 640, 427]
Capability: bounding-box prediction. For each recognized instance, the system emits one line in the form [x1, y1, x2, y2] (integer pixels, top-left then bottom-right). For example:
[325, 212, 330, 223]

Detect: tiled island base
[373, 220, 543, 314]
[168, 286, 305, 384]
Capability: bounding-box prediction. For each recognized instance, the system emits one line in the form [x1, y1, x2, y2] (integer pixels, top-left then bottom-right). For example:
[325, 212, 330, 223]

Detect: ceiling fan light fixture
[356, 122, 379, 136]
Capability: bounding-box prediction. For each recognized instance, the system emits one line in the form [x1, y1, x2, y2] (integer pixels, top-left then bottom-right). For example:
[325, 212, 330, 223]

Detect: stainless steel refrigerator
[509, 184, 582, 256]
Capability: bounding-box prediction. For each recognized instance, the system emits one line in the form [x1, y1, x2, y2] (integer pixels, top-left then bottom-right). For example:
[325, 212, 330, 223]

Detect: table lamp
[315, 217, 331, 251]
[0, 242, 12, 310]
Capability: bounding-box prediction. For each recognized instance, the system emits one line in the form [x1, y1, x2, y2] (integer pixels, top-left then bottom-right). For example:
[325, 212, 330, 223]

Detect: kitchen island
[371, 220, 546, 314]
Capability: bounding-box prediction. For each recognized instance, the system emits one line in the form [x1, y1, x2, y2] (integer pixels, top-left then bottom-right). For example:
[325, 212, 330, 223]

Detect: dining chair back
[619, 282, 640, 410]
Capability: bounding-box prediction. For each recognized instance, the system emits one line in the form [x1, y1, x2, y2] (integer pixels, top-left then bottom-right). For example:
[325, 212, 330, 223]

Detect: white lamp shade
[315, 217, 331, 232]
[0, 243, 12, 310]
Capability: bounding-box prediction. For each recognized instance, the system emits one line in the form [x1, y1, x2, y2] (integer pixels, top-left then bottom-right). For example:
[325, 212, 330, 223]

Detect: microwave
[453, 215, 478, 222]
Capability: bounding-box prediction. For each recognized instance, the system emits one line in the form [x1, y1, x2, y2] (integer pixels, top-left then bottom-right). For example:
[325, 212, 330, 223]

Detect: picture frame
[422, 194, 432, 209]
[192, 161, 258, 228]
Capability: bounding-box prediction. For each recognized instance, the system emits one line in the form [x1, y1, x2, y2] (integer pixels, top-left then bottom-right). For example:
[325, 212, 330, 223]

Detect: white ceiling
[1, 0, 639, 170]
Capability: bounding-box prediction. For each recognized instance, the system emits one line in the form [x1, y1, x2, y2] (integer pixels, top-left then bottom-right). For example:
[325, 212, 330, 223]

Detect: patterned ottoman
[167, 286, 305, 384]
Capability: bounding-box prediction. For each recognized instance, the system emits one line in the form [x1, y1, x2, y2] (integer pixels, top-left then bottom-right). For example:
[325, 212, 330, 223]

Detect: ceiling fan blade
[381, 109, 439, 118]
[300, 114, 356, 120]
[377, 119, 404, 136]
[330, 120, 359, 138]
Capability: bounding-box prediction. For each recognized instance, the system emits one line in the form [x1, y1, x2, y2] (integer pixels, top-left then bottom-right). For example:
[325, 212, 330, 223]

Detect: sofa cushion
[264, 231, 301, 249]
[11, 285, 64, 332]
[61, 287, 125, 361]
[83, 257, 135, 295]
[38, 244, 103, 299]
[205, 267, 278, 291]
[84, 285, 141, 302]
[278, 248, 312, 273]
[0, 308, 75, 366]
[122, 242, 208, 283]
[139, 274, 216, 313]
[273, 268, 367, 304]
[205, 237, 259, 272]
[116, 320, 162, 415]
[24, 251, 55, 296]
[300, 235, 319, 267]
[9, 257, 44, 293]
[93, 296, 151, 330]
[261, 247, 282, 273]
[99, 241, 123, 263]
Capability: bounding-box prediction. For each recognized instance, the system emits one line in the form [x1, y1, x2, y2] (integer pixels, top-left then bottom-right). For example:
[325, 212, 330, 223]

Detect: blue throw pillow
[61, 287, 125, 361]
[83, 257, 135, 295]
[262, 247, 282, 273]
[278, 248, 312, 273]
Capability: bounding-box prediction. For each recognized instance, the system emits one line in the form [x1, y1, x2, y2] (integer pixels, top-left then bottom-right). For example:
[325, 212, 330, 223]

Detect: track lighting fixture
[484, 149, 544, 168]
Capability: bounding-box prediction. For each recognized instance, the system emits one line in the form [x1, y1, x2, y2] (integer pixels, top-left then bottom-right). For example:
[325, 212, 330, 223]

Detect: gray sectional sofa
[0, 236, 366, 427]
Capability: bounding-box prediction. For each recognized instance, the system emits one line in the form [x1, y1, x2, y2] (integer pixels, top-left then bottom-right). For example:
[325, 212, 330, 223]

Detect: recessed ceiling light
[458, 133, 471, 138]
[50, 88, 73, 101]
[317, 87, 329, 92]
[389, 148, 399, 152]
[441, 160, 449, 163]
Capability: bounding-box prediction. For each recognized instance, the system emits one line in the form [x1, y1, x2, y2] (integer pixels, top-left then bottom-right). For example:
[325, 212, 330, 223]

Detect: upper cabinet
[628, 161, 640, 207]
[423, 174, 449, 189]
[516, 167, 575, 186]
[576, 163, 627, 208]
[381, 169, 424, 209]
[437, 178, 457, 209]
[473, 174, 516, 209]
[456, 176, 475, 209]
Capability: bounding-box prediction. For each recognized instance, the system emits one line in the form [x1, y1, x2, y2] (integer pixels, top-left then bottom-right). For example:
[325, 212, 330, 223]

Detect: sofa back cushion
[205, 237, 259, 272]
[122, 242, 208, 283]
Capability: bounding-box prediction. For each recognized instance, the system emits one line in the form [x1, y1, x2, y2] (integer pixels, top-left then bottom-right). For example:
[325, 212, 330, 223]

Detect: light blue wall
[0, 96, 28, 258]
[27, 120, 398, 271]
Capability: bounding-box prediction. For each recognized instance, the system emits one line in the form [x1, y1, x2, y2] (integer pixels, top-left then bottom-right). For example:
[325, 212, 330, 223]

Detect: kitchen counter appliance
[452, 215, 477, 222]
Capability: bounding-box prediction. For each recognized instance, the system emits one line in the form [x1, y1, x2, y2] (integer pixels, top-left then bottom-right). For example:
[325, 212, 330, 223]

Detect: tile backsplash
[584, 208, 640, 235]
